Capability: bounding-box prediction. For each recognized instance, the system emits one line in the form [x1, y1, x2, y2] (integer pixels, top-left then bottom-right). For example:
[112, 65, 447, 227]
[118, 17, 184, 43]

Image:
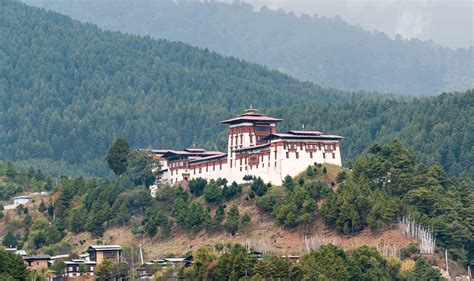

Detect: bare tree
[399, 216, 435, 254]
[303, 235, 337, 253]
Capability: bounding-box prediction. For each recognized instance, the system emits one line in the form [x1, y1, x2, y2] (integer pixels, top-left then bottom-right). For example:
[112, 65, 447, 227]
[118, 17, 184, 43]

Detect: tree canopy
[2, 1, 472, 179]
[25, 0, 474, 96]
[106, 138, 130, 176]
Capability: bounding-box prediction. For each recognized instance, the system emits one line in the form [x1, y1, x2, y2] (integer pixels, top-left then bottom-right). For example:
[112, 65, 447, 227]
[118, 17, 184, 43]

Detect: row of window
[284, 143, 337, 151]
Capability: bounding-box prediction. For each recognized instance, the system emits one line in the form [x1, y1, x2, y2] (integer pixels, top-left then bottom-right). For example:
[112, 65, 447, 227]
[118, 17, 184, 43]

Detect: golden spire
[243, 104, 259, 114]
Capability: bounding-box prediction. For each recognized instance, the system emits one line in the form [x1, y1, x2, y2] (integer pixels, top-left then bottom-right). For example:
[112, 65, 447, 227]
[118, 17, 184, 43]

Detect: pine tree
[106, 138, 130, 176]
[2, 232, 18, 248]
[225, 205, 240, 235]
[282, 175, 294, 192]
[38, 200, 47, 213]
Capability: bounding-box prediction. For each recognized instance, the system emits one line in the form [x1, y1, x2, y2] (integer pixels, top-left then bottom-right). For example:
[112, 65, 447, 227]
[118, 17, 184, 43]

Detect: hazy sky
[233, 0, 473, 49]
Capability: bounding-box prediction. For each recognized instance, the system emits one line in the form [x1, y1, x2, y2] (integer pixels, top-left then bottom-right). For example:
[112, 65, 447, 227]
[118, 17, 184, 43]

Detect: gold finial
[244, 105, 258, 114]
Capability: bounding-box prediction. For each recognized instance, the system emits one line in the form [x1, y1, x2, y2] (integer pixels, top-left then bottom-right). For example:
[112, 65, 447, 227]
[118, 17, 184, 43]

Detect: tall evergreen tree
[106, 138, 130, 176]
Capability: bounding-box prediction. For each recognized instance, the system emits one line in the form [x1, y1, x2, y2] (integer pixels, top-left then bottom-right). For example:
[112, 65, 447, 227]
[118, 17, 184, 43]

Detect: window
[300, 143, 303, 150]
[333, 144, 337, 150]
[206, 165, 208, 172]
[296, 152, 299, 159]
[199, 168, 202, 173]
[240, 167, 242, 171]
[323, 153, 326, 159]
[262, 163, 265, 167]
[274, 150, 277, 159]
[310, 152, 313, 158]
[240, 158, 242, 165]
[213, 163, 215, 171]
[286, 152, 289, 158]
[283, 143, 287, 149]
[332, 153, 335, 159]
[220, 163, 222, 170]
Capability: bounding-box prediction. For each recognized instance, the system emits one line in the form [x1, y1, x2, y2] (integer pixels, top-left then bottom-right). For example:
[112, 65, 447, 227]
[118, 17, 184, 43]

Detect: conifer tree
[225, 205, 240, 235]
[106, 138, 130, 176]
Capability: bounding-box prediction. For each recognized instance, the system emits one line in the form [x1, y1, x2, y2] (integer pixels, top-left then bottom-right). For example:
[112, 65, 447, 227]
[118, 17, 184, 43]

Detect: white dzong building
[154, 108, 343, 185]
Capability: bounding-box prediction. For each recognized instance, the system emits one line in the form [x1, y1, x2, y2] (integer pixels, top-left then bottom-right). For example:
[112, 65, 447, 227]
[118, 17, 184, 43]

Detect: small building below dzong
[86, 245, 122, 264]
[152, 108, 343, 185]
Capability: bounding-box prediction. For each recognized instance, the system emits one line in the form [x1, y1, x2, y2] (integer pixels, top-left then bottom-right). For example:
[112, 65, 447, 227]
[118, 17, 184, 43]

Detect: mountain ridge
[22, 0, 474, 96]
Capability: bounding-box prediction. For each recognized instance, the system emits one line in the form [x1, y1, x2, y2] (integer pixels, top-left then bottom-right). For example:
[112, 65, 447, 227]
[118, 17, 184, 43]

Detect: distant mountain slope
[22, 0, 474, 96]
[1, 1, 472, 178]
[273, 90, 474, 178]
[0, 0, 365, 177]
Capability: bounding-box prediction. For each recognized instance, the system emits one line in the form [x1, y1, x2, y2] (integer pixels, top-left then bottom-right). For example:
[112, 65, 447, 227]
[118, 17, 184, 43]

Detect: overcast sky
[233, 0, 473, 49]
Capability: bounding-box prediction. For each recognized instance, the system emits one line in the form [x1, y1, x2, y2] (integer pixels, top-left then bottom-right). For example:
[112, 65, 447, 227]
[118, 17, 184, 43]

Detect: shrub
[256, 195, 278, 212]
[251, 177, 267, 196]
[273, 189, 316, 228]
[188, 178, 207, 197]
[298, 177, 305, 186]
[223, 181, 242, 200]
[305, 166, 315, 177]
[400, 243, 419, 259]
[203, 182, 223, 203]
[336, 170, 347, 183]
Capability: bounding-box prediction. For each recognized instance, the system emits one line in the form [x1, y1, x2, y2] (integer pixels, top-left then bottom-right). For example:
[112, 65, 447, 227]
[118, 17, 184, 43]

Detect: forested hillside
[1, 142, 472, 268]
[0, 0, 362, 177]
[274, 91, 474, 178]
[23, 0, 474, 96]
[1, 1, 473, 178]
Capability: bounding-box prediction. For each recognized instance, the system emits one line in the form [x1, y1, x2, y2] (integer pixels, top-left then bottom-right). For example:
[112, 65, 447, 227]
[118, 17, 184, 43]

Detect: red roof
[161, 149, 225, 159]
[184, 148, 206, 153]
[287, 130, 323, 136]
[233, 143, 270, 152]
[188, 153, 228, 164]
[221, 113, 283, 124]
[263, 133, 344, 140]
[150, 149, 171, 154]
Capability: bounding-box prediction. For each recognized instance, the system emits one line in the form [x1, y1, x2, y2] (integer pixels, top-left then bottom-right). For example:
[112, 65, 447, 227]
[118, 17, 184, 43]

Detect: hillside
[1, 1, 473, 179]
[0, 142, 472, 272]
[23, 0, 474, 96]
[275, 90, 474, 178]
[0, 0, 367, 178]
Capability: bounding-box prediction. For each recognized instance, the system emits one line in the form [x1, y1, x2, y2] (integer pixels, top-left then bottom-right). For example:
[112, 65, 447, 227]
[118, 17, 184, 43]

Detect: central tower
[221, 108, 283, 170]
